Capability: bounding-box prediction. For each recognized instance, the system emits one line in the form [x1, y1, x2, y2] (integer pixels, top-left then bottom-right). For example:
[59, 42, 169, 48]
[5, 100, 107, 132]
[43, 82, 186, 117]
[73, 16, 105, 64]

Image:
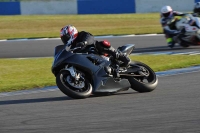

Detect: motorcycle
[51, 44, 158, 99]
[174, 13, 200, 47]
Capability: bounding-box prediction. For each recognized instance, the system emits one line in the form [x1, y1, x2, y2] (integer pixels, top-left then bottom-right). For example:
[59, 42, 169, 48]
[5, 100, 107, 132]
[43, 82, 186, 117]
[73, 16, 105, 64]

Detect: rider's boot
[104, 50, 131, 79]
[104, 66, 112, 76]
[104, 66, 120, 79]
[167, 39, 176, 48]
[112, 65, 120, 79]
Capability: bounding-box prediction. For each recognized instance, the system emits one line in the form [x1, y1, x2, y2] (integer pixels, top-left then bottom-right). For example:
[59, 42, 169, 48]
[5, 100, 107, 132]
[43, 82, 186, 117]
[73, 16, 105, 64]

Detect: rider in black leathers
[60, 25, 131, 77]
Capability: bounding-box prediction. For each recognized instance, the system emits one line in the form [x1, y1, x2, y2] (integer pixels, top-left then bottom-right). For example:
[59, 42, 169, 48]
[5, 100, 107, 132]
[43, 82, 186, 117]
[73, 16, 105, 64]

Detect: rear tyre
[56, 70, 92, 99]
[127, 61, 158, 92]
[179, 39, 190, 47]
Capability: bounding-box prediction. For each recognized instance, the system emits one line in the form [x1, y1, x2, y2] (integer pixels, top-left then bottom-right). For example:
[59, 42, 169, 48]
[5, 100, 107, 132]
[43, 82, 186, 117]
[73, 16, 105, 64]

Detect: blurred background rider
[160, 5, 185, 48]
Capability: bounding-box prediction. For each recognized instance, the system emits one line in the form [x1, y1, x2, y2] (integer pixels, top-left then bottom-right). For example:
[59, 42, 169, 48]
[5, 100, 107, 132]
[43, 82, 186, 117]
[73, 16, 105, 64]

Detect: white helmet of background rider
[161, 6, 173, 19]
[60, 25, 78, 47]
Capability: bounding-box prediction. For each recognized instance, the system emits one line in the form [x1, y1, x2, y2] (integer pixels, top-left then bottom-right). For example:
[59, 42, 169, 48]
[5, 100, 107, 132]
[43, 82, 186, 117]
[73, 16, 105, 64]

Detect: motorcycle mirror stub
[117, 44, 135, 55]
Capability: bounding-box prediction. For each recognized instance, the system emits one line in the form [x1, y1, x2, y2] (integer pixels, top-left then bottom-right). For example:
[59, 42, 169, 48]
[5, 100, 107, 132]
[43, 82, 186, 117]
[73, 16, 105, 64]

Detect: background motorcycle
[51, 44, 158, 99]
[175, 13, 200, 47]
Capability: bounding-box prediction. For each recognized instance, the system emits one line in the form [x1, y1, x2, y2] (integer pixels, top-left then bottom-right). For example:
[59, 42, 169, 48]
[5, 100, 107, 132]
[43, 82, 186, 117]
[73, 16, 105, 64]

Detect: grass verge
[0, 13, 162, 40]
[0, 55, 200, 93]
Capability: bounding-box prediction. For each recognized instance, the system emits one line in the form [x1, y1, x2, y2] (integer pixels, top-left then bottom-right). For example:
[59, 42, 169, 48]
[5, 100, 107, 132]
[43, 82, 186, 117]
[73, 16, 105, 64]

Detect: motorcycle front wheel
[56, 70, 92, 99]
[127, 61, 158, 92]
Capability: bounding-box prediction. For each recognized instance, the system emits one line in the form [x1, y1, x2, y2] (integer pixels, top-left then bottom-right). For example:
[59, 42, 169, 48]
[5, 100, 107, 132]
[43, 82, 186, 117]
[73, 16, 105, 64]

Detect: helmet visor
[163, 12, 171, 18]
[61, 33, 71, 45]
[64, 32, 71, 41]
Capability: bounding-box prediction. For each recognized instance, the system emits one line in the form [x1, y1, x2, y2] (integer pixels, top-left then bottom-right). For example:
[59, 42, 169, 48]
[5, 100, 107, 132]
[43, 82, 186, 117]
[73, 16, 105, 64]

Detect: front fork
[65, 65, 84, 82]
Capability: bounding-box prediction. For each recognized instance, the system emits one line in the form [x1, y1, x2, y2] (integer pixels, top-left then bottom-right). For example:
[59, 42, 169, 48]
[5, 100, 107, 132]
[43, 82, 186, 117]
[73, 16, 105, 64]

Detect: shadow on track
[0, 96, 72, 105]
[89, 91, 138, 98]
[0, 91, 138, 105]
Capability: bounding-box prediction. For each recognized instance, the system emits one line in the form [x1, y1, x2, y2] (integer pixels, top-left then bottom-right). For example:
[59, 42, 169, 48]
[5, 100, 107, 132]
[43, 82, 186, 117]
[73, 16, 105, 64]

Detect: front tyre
[56, 70, 92, 99]
[127, 61, 158, 92]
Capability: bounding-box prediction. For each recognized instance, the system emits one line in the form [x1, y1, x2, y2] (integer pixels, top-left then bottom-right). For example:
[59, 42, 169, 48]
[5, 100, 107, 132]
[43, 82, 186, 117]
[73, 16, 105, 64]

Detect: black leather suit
[69, 31, 130, 67]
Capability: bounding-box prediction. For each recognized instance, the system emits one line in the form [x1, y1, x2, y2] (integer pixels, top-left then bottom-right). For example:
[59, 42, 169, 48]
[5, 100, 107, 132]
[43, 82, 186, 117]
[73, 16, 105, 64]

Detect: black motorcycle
[51, 44, 158, 99]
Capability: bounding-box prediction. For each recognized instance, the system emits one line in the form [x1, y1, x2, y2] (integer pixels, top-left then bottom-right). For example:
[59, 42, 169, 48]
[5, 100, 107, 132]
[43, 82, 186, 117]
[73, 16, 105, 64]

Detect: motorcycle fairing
[52, 52, 107, 75]
[91, 66, 131, 93]
[94, 78, 130, 93]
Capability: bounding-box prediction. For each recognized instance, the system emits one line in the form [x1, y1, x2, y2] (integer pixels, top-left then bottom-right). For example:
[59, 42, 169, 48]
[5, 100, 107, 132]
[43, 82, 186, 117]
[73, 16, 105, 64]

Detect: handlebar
[68, 47, 82, 52]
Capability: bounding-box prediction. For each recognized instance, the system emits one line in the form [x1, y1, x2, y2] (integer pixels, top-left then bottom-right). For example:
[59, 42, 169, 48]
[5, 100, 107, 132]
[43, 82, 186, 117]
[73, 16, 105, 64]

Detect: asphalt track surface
[0, 35, 200, 133]
[1, 34, 200, 58]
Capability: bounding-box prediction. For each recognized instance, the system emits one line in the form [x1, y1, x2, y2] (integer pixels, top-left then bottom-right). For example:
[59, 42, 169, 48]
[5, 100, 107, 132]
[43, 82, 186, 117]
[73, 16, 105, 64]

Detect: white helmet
[161, 6, 173, 18]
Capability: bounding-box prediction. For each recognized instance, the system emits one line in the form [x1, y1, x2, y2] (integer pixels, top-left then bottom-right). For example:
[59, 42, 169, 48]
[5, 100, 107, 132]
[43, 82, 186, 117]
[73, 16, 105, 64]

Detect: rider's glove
[76, 41, 87, 47]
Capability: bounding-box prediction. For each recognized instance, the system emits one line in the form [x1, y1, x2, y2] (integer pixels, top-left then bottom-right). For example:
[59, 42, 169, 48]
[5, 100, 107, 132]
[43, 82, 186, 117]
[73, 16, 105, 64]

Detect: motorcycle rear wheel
[179, 41, 190, 47]
[127, 61, 158, 92]
[56, 70, 92, 99]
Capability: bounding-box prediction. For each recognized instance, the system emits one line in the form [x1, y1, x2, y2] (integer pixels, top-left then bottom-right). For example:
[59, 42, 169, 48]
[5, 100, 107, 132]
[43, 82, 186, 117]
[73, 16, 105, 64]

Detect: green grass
[0, 13, 162, 40]
[0, 58, 55, 92]
[0, 55, 200, 93]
